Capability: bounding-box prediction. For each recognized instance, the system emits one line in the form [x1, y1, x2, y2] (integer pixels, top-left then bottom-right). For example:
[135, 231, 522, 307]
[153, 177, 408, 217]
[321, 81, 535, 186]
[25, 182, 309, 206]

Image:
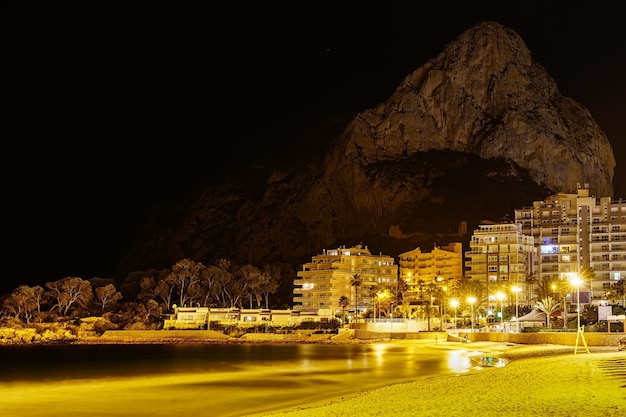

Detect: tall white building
[465, 222, 536, 309]
[514, 185, 626, 305]
[293, 244, 397, 317]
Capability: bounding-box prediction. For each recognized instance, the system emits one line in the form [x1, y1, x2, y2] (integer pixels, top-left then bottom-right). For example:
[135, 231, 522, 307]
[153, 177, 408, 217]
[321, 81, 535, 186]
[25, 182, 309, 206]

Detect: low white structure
[163, 307, 334, 330]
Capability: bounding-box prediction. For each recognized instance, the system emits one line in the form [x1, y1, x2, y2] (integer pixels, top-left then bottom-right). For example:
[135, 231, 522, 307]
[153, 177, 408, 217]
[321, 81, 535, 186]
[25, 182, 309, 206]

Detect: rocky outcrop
[342, 21, 614, 197]
[119, 21, 615, 277]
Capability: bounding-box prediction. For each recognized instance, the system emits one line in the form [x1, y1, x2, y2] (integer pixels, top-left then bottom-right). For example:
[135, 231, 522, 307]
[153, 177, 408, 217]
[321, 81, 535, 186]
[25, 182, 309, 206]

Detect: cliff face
[344, 22, 614, 196]
[119, 22, 615, 275]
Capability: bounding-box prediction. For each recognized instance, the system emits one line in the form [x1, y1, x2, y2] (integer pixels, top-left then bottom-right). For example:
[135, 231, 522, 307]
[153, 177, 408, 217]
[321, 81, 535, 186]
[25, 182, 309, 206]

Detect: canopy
[517, 309, 546, 323]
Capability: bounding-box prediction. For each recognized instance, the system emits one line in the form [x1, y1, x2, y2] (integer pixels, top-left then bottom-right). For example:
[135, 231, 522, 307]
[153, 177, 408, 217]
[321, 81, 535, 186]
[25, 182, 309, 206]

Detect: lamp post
[570, 275, 582, 329]
[496, 292, 504, 330]
[570, 273, 590, 354]
[450, 299, 459, 331]
[390, 302, 394, 335]
[512, 286, 521, 332]
[467, 296, 476, 332]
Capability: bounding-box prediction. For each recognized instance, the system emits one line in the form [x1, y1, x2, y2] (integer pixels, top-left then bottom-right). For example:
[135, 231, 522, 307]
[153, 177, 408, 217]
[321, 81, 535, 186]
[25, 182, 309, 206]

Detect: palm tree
[339, 295, 350, 324]
[525, 272, 538, 306]
[535, 296, 560, 329]
[614, 278, 626, 308]
[534, 276, 557, 302]
[423, 282, 441, 331]
[398, 299, 413, 319]
[351, 274, 362, 322]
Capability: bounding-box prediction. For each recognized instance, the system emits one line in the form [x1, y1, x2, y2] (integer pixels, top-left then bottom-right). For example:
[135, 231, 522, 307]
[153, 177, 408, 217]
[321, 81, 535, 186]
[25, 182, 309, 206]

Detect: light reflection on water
[0, 342, 503, 416]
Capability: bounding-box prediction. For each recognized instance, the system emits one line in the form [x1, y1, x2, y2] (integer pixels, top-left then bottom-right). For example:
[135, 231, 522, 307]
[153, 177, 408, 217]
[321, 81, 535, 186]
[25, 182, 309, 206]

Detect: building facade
[514, 185, 626, 305]
[465, 222, 536, 310]
[398, 243, 463, 305]
[293, 244, 397, 318]
[163, 307, 334, 329]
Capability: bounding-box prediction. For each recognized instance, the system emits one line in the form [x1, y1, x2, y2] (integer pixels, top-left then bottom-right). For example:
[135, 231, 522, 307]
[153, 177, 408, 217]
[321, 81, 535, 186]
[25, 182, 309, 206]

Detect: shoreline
[246, 341, 625, 417]
[2, 333, 623, 416]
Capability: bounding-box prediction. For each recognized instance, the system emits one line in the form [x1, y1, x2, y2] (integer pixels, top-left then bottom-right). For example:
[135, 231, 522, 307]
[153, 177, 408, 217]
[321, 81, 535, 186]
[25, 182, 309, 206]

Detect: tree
[535, 296, 560, 329]
[398, 299, 413, 319]
[534, 276, 557, 303]
[192, 265, 223, 307]
[3, 285, 39, 322]
[167, 259, 203, 307]
[137, 276, 157, 303]
[525, 272, 539, 306]
[95, 284, 123, 313]
[236, 265, 264, 308]
[351, 274, 362, 322]
[154, 279, 174, 310]
[418, 283, 437, 331]
[215, 258, 235, 307]
[453, 276, 486, 323]
[261, 264, 281, 309]
[396, 278, 409, 304]
[338, 295, 349, 324]
[45, 277, 94, 316]
[614, 277, 626, 307]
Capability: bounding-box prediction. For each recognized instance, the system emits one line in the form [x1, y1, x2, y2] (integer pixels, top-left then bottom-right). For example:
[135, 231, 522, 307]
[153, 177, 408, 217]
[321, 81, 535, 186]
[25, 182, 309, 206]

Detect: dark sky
[2, 1, 625, 295]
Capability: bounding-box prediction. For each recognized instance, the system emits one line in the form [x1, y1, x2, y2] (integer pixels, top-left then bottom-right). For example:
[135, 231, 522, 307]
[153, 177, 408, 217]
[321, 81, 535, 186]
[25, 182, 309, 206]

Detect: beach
[249, 342, 625, 417]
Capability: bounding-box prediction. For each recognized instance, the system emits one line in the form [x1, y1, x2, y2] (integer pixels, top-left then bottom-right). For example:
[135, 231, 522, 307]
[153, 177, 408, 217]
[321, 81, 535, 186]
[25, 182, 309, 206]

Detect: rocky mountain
[118, 21, 615, 279]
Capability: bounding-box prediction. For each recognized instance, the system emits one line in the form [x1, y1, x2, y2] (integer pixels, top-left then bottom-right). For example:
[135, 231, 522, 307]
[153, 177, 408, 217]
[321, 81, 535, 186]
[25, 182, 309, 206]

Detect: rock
[119, 22, 615, 289]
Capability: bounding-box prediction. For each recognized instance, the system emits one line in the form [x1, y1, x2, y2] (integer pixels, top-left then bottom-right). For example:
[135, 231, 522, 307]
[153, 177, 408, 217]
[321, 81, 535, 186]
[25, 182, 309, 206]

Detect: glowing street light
[450, 299, 459, 331]
[512, 286, 521, 332]
[569, 273, 590, 354]
[570, 275, 583, 329]
[467, 296, 476, 332]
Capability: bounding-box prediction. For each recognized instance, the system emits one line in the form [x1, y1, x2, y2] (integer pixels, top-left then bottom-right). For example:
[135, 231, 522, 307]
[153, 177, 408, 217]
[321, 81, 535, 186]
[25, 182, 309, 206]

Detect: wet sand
[247, 341, 625, 417]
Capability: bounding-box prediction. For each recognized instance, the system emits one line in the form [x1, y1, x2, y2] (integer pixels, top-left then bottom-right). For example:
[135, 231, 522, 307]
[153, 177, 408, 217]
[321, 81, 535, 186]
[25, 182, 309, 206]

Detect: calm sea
[0, 342, 491, 416]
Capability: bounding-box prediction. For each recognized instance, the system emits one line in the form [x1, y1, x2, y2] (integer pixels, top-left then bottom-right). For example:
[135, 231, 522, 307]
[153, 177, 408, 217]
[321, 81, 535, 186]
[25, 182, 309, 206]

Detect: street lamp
[450, 299, 459, 331]
[569, 273, 590, 354]
[496, 292, 505, 329]
[467, 296, 476, 332]
[570, 275, 583, 329]
[512, 286, 521, 332]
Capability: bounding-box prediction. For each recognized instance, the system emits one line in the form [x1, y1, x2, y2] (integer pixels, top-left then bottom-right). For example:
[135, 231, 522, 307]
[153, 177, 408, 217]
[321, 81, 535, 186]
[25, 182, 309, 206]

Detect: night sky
[2, 1, 625, 295]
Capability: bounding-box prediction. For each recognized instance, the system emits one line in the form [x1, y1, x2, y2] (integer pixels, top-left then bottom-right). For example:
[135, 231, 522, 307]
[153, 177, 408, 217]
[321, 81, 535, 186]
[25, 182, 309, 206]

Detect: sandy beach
[249, 341, 625, 417]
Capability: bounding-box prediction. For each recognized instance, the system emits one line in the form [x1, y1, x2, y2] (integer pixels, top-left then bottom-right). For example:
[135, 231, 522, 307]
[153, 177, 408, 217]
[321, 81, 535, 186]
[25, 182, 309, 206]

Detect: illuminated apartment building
[398, 243, 463, 304]
[465, 222, 536, 309]
[514, 185, 626, 304]
[293, 244, 397, 317]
